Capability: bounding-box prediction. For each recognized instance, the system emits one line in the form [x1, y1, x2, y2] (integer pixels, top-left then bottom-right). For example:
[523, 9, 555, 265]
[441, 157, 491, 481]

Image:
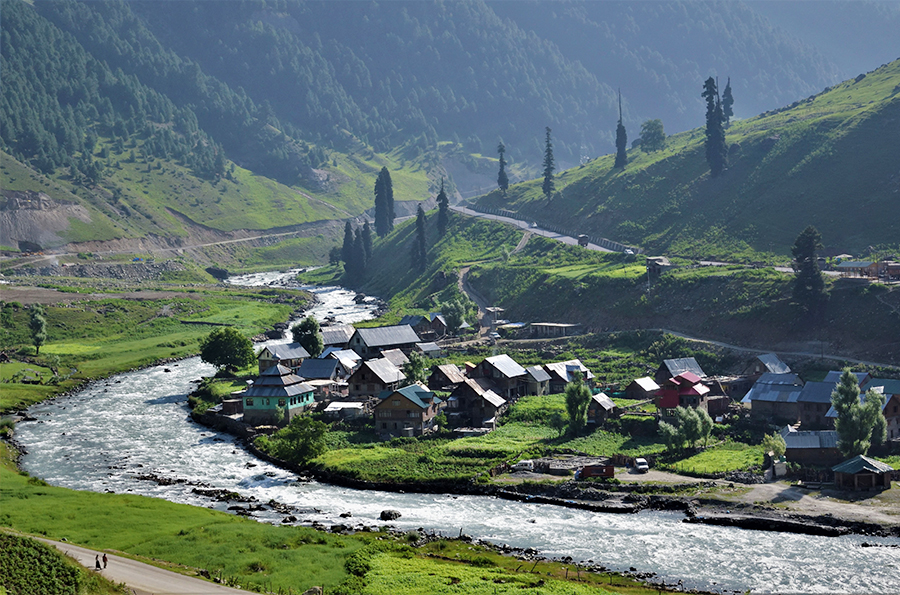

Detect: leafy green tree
[549, 411, 567, 438]
[497, 142, 509, 193]
[614, 89, 627, 169]
[761, 433, 787, 458]
[341, 221, 354, 268]
[658, 420, 681, 451]
[791, 226, 828, 315]
[271, 416, 328, 465]
[199, 327, 255, 372]
[701, 77, 727, 177]
[722, 77, 734, 127]
[639, 119, 666, 152]
[564, 376, 591, 436]
[659, 406, 708, 451]
[831, 369, 887, 457]
[542, 127, 555, 202]
[412, 204, 427, 272]
[291, 316, 324, 358]
[402, 351, 429, 386]
[436, 178, 450, 237]
[374, 167, 394, 237]
[29, 305, 47, 356]
[442, 299, 466, 335]
[696, 407, 713, 447]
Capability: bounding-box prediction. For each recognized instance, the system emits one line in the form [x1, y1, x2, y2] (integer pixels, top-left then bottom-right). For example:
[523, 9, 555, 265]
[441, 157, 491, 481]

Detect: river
[14, 272, 900, 594]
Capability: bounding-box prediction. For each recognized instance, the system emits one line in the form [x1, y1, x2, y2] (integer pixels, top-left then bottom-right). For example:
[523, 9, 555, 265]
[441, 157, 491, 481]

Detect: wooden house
[834, 261, 878, 277]
[241, 364, 314, 426]
[742, 353, 791, 382]
[525, 365, 551, 396]
[543, 359, 595, 394]
[832, 455, 894, 491]
[779, 425, 840, 466]
[656, 371, 709, 417]
[796, 381, 837, 429]
[347, 358, 405, 399]
[531, 322, 583, 338]
[320, 324, 355, 350]
[428, 364, 467, 391]
[625, 377, 660, 400]
[826, 379, 900, 440]
[257, 343, 310, 374]
[470, 354, 527, 400]
[348, 325, 420, 359]
[448, 378, 507, 429]
[587, 392, 616, 424]
[654, 357, 706, 384]
[740, 373, 804, 423]
[380, 348, 409, 368]
[374, 384, 444, 438]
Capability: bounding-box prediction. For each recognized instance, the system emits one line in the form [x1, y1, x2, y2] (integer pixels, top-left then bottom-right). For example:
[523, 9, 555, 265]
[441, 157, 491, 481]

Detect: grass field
[660, 441, 764, 475]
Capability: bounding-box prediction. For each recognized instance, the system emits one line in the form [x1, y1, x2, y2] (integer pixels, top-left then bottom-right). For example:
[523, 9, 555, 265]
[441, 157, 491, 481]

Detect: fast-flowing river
[15, 272, 900, 594]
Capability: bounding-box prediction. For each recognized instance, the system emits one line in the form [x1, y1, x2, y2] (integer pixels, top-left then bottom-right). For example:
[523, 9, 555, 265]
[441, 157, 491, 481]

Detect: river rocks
[339, 512, 353, 518]
[380, 509, 402, 521]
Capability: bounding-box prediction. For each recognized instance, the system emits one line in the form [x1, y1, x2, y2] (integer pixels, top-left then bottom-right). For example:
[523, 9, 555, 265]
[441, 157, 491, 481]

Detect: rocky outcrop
[7, 260, 185, 281]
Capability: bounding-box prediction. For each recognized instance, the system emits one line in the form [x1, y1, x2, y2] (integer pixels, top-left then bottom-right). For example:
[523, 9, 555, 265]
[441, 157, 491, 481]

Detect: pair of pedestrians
[94, 553, 108, 570]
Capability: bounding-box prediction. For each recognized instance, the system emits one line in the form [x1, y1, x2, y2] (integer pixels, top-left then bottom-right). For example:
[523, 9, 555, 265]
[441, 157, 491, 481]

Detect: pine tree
[614, 89, 627, 169]
[436, 178, 450, 237]
[374, 167, 393, 237]
[362, 220, 374, 261]
[412, 203, 427, 272]
[542, 127, 555, 202]
[351, 227, 367, 278]
[722, 77, 734, 128]
[497, 142, 509, 193]
[831, 370, 887, 457]
[341, 221, 354, 268]
[791, 226, 829, 315]
[701, 77, 727, 177]
[384, 167, 395, 227]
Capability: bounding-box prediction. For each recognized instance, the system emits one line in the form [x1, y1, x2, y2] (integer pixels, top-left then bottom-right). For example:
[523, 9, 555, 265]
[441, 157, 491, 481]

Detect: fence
[466, 205, 642, 254]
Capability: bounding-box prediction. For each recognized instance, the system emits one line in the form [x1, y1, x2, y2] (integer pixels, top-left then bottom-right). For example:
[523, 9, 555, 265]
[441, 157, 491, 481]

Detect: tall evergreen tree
[791, 225, 829, 315]
[436, 178, 450, 237]
[373, 167, 393, 237]
[614, 89, 627, 169]
[722, 77, 734, 128]
[701, 77, 727, 177]
[351, 227, 367, 278]
[542, 127, 555, 202]
[412, 203, 427, 272]
[362, 220, 374, 261]
[341, 221, 354, 268]
[497, 142, 509, 193]
[831, 369, 887, 457]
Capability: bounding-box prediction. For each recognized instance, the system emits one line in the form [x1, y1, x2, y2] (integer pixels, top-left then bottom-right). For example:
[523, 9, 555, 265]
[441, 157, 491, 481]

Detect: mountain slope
[476, 59, 900, 259]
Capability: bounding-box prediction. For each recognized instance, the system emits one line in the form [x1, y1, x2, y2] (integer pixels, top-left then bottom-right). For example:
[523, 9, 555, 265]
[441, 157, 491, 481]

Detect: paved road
[37, 537, 251, 595]
[450, 205, 613, 252]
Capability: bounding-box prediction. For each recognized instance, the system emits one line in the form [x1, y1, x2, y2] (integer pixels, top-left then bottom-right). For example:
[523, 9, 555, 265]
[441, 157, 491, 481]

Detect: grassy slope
[476, 60, 900, 259]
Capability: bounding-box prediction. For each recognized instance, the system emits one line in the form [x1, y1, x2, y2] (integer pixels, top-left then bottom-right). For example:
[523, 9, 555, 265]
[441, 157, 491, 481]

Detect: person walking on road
[102, 553, 108, 569]
[94, 555, 101, 570]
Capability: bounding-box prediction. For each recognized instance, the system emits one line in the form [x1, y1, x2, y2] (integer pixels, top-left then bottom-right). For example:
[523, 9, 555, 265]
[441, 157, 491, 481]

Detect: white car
[634, 457, 649, 473]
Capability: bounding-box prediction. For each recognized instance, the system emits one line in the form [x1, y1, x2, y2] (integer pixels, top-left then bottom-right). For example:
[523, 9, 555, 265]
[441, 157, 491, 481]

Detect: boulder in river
[380, 509, 401, 521]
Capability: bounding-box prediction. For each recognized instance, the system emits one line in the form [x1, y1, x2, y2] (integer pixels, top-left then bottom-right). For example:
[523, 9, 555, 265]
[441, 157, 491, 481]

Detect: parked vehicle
[575, 464, 615, 480]
[634, 457, 650, 473]
[511, 459, 534, 472]
[577, 234, 589, 247]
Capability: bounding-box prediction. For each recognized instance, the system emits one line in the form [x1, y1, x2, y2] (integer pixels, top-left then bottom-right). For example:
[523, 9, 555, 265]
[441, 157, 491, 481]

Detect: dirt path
[512, 231, 532, 254]
[34, 537, 251, 594]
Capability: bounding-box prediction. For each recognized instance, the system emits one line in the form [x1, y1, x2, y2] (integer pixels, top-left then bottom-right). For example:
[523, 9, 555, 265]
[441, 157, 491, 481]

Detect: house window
[245, 398, 254, 406]
[382, 423, 387, 429]
[393, 399, 400, 406]
[278, 399, 286, 407]
[265, 399, 270, 405]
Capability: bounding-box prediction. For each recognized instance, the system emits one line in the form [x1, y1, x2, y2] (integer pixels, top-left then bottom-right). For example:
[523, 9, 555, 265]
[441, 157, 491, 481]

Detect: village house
[741, 373, 804, 423]
[347, 358, 405, 399]
[320, 324, 355, 350]
[256, 343, 310, 374]
[543, 359, 594, 394]
[826, 379, 900, 439]
[530, 322, 583, 338]
[625, 377, 660, 401]
[427, 363, 467, 391]
[742, 353, 791, 382]
[380, 348, 409, 368]
[323, 401, 367, 420]
[834, 260, 879, 277]
[241, 364, 315, 426]
[646, 256, 673, 278]
[470, 354, 528, 400]
[655, 371, 710, 418]
[448, 378, 507, 429]
[654, 357, 706, 384]
[796, 381, 838, 429]
[322, 348, 362, 376]
[399, 312, 450, 338]
[524, 365, 551, 396]
[832, 455, 894, 491]
[348, 325, 420, 359]
[415, 342, 442, 358]
[779, 425, 841, 466]
[374, 383, 443, 438]
[587, 392, 617, 424]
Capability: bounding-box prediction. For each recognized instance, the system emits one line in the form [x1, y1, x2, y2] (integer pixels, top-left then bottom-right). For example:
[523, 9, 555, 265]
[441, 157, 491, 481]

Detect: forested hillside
[476, 59, 900, 259]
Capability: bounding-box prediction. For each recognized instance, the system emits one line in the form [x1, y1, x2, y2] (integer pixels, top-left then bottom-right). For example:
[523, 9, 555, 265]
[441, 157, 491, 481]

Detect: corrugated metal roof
[260, 343, 310, 361]
[834, 261, 874, 268]
[245, 365, 312, 398]
[485, 354, 527, 378]
[662, 357, 706, 378]
[432, 364, 467, 385]
[797, 381, 836, 404]
[416, 342, 441, 352]
[832, 455, 894, 474]
[399, 314, 427, 326]
[823, 370, 869, 385]
[864, 378, 900, 396]
[630, 377, 661, 392]
[545, 359, 594, 382]
[363, 358, 406, 384]
[779, 426, 838, 450]
[380, 348, 409, 367]
[481, 390, 506, 409]
[757, 353, 791, 374]
[755, 373, 803, 386]
[297, 358, 341, 379]
[320, 324, 355, 345]
[826, 386, 891, 418]
[354, 325, 420, 347]
[591, 392, 615, 411]
[378, 383, 441, 409]
[526, 365, 551, 383]
[742, 382, 803, 404]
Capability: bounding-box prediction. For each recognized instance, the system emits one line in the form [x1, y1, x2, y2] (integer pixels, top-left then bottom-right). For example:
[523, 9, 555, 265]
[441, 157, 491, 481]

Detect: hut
[831, 455, 894, 491]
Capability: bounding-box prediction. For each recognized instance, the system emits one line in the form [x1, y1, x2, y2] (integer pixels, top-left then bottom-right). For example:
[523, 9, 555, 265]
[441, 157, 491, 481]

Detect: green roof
[378, 384, 441, 409]
[831, 455, 894, 475]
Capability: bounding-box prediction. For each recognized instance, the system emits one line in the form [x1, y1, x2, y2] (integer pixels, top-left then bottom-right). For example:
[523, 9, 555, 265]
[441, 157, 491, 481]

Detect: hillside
[476, 59, 900, 259]
[316, 211, 900, 366]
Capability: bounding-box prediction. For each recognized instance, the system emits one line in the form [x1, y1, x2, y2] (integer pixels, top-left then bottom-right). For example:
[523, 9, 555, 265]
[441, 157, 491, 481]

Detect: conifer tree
[831, 369, 887, 457]
[791, 225, 829, 315]
[722, 77, 734, 127]
[341, 221, 354, 268]
[436, 178, 450, 237]
[374, 167, 394, 236]
[702, 77, 727, 177]
[497, 142, 509, 193]
[412, 203, 427, 272]
[362, 220, 374, 261]
[614, 89, 627, 169]
[350, 227, 367, 278]
[542, 127, 555, 202]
